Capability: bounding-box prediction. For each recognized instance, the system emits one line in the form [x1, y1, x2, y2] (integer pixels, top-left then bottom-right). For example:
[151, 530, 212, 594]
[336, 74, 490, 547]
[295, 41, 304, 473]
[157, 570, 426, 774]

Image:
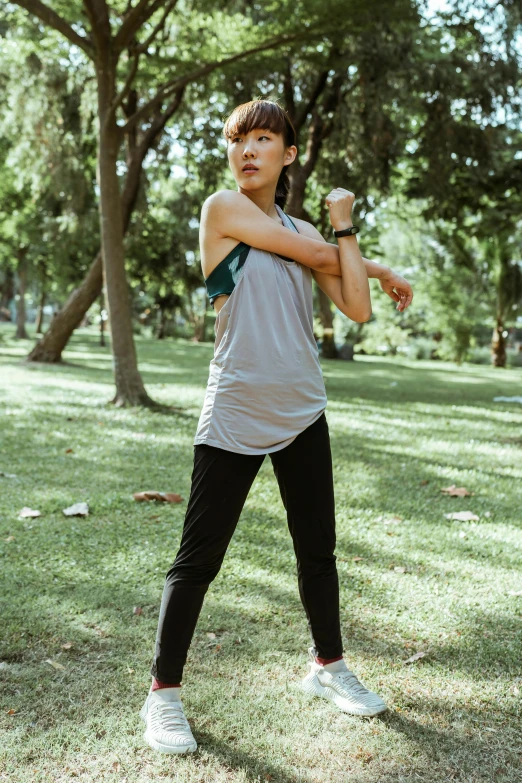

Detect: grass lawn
[1, 325, 521, 783]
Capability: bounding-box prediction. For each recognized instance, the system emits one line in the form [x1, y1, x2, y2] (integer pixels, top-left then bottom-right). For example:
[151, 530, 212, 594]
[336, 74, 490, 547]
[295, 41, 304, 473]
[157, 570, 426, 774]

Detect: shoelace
[328, 670, 370, 697]
[150, 701, 190, 732]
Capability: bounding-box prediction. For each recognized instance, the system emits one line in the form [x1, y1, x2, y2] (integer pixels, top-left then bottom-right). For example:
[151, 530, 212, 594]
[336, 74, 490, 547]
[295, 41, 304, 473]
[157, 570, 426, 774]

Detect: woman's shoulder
[201, 189, 250, 216]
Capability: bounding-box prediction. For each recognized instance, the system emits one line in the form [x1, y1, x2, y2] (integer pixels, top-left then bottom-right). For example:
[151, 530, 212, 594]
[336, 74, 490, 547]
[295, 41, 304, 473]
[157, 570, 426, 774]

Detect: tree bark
[27, 249, 104, 361]
[35, 287, 46, 334]
[491, 318, 506, 368]
[95, 40, 154, 407]
[15, 248, 29, 339]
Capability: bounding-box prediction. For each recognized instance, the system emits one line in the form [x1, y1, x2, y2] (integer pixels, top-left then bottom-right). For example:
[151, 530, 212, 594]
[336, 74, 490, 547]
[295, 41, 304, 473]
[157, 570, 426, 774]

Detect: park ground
[0, 325, 521, 783]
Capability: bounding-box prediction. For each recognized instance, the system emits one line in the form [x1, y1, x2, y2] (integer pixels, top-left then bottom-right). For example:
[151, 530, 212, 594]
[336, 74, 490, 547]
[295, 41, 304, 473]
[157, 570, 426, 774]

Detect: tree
[11, 0, 308, 405]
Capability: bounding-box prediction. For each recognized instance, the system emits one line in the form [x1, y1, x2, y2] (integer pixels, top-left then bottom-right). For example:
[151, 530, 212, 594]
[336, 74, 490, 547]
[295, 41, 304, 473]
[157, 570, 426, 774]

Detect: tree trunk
[491, 318, 507, 368]
[27, 250, 104, 361]
[96, 62, 154, 407]
[157, 305, 166, 339]
[35, 287, 46, 334]
[15, 248, 29, 339]
[319, 289, 337, 358]
[25, 94, 179, 363]
[194, 309, 207, 342]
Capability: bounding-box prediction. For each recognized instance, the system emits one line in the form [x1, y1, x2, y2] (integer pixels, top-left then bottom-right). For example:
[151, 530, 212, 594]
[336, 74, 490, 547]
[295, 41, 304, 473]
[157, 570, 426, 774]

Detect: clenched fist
[325, 188, 355, 232]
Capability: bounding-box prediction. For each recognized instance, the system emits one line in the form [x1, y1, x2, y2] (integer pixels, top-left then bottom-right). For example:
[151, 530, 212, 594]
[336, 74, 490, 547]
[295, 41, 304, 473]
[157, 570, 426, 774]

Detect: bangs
[223, 100, 288, 140]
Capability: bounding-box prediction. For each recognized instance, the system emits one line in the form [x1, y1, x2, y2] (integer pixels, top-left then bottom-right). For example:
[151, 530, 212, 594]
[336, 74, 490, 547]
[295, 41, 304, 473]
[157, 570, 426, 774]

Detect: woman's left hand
[379, 268, 413, 312]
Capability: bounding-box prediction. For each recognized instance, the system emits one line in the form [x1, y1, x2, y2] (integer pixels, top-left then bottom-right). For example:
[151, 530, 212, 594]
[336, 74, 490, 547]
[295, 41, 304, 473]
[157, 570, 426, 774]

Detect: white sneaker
[140, 688, 197, 754]
[300, 646, 387, 717]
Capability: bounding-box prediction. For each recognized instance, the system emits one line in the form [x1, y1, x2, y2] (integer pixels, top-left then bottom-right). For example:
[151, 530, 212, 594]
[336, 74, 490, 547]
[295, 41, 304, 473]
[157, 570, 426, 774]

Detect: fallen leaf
[215, 644, 221, 652]
[133, 491, 183, 503]
[404, 651, 427, 664]
[420, 479, 429, 485]
[6, 708, 16, 715]
[18, 507, 41, 518]
[112, 762, 121, 772]
[375, 515, 402, 524]
[444, 511, 479, 521]
[206, 632, 216, 639]
[133, 606, 143, 615]
[394, 566, 407, 573]
[61, 642, 73, 650]
[45, 659, 65, 670]
[441, 484, 473, 497]
[62, 502, 89, 517]
[4, 535, 15, 542]
[352, 556, 364, 562]
[127, 667, 135, 674]
[383, 515, 403, 525]
[65, 448, 74, 454]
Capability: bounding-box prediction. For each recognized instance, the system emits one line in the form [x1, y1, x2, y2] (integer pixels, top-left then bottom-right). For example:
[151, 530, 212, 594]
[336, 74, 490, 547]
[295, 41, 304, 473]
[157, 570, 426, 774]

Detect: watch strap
[334, 225, 360, 237]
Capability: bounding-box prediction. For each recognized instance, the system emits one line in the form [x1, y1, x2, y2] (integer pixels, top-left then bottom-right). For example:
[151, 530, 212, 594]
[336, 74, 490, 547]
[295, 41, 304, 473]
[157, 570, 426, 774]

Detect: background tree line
[0, 0, 520, 408]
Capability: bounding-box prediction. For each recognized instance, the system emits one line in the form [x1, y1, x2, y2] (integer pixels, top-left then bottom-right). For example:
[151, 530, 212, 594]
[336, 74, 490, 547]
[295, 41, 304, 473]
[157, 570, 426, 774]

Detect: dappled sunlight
[2, 333, 521, 782]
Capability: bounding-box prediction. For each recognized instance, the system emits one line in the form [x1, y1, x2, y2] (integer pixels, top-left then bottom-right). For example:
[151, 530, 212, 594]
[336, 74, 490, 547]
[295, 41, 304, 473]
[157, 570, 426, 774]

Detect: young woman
[140, 99, 413, 754]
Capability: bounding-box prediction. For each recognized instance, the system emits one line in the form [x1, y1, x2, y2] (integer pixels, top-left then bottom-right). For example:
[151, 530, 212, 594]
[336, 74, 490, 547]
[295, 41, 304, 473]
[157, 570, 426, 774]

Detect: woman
[140, 99, 413, 754]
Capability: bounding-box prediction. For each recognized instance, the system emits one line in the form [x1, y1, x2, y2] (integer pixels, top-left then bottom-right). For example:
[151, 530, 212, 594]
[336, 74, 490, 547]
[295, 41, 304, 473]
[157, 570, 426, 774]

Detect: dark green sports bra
[204, 212, 299, 306]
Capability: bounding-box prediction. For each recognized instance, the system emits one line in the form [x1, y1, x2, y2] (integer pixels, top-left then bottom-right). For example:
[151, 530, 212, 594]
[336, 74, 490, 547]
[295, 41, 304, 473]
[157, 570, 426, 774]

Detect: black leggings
[150, 411, 342, 683]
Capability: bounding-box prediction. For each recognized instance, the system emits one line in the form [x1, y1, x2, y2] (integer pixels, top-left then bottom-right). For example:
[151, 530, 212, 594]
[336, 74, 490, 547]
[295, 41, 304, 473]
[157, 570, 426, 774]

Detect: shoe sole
[300, 673, 388, 717]
[140, 704, 198, 754]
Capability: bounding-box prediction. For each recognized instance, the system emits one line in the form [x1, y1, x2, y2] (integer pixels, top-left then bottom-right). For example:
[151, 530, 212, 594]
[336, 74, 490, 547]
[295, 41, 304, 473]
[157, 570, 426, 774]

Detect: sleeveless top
[204, 217, 300, 305]
[193, 202, 327, 455]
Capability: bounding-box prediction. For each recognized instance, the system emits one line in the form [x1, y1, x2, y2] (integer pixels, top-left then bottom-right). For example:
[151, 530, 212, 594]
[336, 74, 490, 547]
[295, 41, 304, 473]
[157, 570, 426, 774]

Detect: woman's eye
[231, 136, 269, 142]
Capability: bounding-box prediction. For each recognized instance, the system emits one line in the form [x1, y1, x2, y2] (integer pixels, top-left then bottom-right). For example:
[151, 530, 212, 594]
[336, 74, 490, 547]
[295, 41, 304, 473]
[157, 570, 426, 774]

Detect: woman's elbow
[345, 307, 372, 323]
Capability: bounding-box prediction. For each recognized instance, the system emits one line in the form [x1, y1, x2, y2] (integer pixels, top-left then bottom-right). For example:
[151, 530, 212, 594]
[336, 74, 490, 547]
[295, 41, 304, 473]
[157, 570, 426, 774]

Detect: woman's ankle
[151, 677, 182, 691]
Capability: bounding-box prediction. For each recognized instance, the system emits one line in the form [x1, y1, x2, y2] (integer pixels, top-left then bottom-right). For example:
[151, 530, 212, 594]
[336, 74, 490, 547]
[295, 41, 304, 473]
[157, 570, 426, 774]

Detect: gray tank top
[193, 202, 327, 455]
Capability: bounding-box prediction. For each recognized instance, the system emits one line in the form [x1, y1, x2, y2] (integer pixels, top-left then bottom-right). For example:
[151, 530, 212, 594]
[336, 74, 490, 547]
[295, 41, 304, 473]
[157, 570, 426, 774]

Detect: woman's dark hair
[222, 98, 297, 209]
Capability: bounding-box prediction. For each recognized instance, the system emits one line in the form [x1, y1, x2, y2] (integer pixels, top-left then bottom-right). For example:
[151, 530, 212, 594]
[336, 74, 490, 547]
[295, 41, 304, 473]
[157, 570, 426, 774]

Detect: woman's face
[227, 127, 296, 191]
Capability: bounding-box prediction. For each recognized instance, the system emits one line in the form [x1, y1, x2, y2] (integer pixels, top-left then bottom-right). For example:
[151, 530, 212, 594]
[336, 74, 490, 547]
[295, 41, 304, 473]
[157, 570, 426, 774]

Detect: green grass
[1, 324, 521, 783]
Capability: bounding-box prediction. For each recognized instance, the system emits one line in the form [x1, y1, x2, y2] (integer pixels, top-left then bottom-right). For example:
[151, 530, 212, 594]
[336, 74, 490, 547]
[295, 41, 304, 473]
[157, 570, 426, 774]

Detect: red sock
[151, 677, 181, 691]
[315, 654, 344, 665]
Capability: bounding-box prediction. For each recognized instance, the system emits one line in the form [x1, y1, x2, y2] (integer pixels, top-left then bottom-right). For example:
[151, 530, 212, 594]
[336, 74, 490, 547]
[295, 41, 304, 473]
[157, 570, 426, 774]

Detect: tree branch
[121, 30, 307, 134]
[110, 51, 141, 115]
[12, 0, 94, 58]
[294, 69, 329, 132]
[138, 85, 185, 157]
[114, 0, 167, 53]
[135, 0, 178, 53]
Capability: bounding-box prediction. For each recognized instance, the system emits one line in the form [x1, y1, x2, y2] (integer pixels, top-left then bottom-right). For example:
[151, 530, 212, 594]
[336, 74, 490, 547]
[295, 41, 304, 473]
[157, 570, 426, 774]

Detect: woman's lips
[242, 167, 259, 173]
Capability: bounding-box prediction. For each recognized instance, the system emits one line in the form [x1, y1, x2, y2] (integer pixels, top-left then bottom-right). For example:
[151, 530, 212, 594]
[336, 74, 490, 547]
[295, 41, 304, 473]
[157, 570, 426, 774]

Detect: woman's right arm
[201, 190, 336, 273]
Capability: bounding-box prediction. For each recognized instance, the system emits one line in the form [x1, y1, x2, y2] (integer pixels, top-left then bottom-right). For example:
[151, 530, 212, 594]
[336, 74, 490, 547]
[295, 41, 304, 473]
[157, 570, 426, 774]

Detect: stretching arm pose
[201, 188, 413, 321]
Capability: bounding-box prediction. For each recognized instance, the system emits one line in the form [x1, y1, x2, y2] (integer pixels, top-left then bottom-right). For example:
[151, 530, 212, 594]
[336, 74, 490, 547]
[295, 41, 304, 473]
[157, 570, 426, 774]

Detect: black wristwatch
[334, 225, 360, 238]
